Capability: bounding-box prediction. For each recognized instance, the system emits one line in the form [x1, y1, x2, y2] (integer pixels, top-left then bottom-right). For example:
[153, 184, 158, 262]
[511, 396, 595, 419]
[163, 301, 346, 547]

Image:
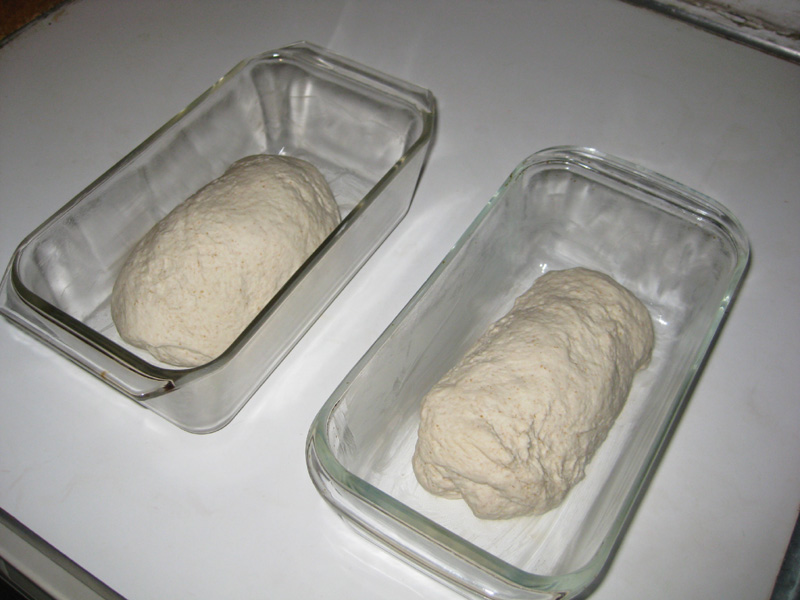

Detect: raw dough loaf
[111, 154, 340, 367]
[412, 268, 654, 519]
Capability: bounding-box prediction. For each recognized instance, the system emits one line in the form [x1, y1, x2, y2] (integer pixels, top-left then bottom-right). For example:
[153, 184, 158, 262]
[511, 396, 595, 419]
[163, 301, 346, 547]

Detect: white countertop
[1, 1, 799, 598]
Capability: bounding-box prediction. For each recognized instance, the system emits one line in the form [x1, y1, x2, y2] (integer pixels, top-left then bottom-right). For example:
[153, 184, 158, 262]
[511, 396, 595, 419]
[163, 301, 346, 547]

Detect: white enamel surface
[1, 1, 798, 599]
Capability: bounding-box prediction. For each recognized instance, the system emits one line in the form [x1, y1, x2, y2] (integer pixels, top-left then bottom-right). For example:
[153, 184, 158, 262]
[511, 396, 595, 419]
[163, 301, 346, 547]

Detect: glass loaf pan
[306, 147, 749, 599]
[0, 42, 436, 433]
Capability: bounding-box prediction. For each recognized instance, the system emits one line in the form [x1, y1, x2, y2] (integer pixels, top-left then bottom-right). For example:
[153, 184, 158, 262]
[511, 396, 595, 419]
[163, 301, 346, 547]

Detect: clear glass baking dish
[306, 147, 749, 599]
[0, 42, 436, 433]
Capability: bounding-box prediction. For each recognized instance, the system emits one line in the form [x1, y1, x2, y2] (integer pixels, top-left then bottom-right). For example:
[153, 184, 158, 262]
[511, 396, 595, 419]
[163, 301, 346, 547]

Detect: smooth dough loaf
[412, 267, 654, 519]
[111, 154, 341, 367]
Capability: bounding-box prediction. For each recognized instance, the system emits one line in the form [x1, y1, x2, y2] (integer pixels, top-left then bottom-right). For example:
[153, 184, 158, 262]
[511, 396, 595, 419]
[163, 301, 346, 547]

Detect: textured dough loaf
[111, 154, 340, 367]
[412, 267, 654, 519]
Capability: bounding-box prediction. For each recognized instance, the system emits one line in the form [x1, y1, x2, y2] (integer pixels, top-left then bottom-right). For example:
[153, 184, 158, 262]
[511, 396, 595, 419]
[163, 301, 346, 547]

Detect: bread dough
[412, 268, 654, 519]
[111, 154, 340, 367]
